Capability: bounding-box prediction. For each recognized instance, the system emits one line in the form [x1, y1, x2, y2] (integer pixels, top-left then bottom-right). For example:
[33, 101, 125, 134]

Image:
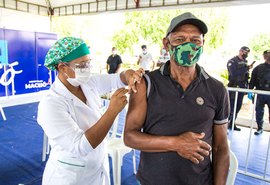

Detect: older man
[124, 12, 230, 185]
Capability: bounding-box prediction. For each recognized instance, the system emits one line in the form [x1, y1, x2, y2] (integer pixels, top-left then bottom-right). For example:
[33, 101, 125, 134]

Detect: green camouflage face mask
[169, 42, 203, 67]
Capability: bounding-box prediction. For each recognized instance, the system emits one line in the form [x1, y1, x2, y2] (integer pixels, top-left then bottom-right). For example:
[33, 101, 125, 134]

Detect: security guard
[249, 50, 270, 135]
[227, 46, 254, 131]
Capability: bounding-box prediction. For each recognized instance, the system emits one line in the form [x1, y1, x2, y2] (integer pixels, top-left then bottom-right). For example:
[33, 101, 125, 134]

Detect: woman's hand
[123, 68, 145, 93]
[107, 88, 129, 116]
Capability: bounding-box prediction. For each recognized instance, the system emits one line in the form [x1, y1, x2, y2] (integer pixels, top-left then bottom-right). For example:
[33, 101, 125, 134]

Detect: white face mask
[66, 66, 91, 87]
[161, 49, 166, 55]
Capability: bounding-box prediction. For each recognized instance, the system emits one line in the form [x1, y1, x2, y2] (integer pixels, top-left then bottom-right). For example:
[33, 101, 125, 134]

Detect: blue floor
[228, 127, 270, 185]
[0, 102, 270, 185]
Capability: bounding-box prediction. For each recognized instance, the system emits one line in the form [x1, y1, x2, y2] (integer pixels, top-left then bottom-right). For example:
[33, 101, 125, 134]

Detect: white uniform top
[139, 52, 153, 71]
[37, 74, 125, 185]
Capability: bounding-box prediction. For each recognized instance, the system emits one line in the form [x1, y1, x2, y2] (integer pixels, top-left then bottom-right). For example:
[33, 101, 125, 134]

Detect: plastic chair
[226, 150, 238, 185]
[106, 114, 137, 185]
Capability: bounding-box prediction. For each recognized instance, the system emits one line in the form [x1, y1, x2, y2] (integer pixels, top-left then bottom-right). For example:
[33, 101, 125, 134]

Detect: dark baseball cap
[240, 46, 250, 52]
[166, 12, 208, 37]
[263, 50, 270, 55]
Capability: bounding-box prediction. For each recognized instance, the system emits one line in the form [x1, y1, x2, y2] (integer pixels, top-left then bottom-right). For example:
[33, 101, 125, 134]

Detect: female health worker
[37, 37, 143, 185]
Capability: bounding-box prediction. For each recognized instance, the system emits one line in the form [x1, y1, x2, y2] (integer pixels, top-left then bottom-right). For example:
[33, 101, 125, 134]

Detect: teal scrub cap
[45, 37, 90, 70]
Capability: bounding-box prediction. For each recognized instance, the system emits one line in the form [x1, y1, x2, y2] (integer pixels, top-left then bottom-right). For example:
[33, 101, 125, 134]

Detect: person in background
[156, 46, 170, 67]
[227, 46, 254, 131]
[124, 12, 229, 185]
[37, 37, 143, 185]
[137, 45, 155, 73]
[249, 50, 270, 135]
[106, 47, 122, 74]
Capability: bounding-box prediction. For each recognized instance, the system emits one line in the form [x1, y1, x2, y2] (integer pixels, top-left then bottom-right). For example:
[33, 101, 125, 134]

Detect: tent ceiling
[1, 0, 270, 16]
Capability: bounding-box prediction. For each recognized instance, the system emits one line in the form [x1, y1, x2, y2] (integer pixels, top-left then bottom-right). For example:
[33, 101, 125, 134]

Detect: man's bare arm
[212, 123, 230, 185]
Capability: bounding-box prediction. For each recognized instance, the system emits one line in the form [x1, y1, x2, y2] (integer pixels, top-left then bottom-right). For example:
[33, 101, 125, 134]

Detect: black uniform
[227, 56, 249, 129]
[249, 63, 270, 131]
[106, 54, 122, 74]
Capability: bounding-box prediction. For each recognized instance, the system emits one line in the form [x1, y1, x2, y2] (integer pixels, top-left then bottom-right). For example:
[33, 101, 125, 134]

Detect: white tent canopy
[1, 0, 270, 16]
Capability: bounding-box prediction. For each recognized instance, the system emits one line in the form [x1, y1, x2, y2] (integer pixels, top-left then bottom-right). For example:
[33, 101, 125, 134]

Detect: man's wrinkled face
[167, 24, 204, 48]
[162, 24, 204, 67]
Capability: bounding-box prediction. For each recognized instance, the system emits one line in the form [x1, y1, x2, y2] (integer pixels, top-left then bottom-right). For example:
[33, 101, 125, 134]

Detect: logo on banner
[0, 61, 23, 86]
[25, 80, 49, 89]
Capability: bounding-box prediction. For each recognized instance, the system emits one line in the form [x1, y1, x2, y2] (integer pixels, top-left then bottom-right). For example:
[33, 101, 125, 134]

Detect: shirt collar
[53, 76, 74, 100]
[53, 77, 92, 107]
[160, 61, 209, 80]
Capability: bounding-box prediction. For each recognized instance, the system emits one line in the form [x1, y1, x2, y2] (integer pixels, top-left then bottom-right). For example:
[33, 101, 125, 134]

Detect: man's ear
[162, 37, 169, 52]
[202, 38, 205, 46]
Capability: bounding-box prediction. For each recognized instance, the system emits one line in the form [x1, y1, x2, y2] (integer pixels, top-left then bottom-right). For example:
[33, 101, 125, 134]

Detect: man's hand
[173, 132, 212, 164]
[248, 61, 256, 69]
